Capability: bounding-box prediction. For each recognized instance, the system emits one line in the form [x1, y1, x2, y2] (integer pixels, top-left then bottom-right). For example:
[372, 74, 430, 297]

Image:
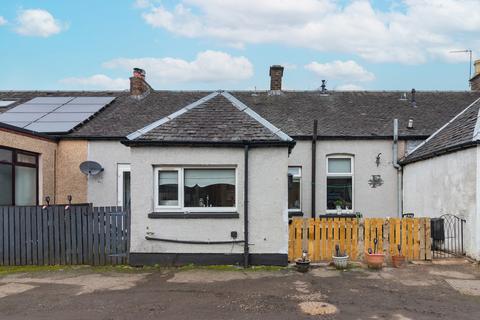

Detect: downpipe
[393, 119, 403, 218]
[244, 144, 250, 268]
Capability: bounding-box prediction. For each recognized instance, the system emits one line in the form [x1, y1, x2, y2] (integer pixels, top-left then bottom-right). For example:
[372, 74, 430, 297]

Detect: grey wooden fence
[0, 205, 130, 266]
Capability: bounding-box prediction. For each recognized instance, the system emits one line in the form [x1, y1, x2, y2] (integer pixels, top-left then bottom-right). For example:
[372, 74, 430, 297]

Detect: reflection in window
[184, 169, 235, 207]
[0, 147, 38, 206]
[288, 167, 301, 211]
[158, 170, 179, 206]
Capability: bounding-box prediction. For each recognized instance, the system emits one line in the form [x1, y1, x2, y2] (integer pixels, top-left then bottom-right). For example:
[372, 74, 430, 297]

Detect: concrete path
[0, 262, 479, 319]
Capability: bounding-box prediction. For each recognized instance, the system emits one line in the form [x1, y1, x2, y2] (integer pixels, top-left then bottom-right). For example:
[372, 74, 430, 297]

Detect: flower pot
[365, 253, 385, 269]
[392, 255, 406, 268]
[332, 255, 349, 269]
[295, 259, 311, 273]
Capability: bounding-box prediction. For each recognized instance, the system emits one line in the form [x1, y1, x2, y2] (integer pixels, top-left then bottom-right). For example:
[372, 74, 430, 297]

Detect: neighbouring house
[1, 62, 480, 265]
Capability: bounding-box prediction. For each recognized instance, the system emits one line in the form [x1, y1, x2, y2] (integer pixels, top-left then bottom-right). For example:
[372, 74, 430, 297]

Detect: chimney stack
[130, 68, 151, 98]
[269, 65, 284, 91]
[470, 60, 480, 91]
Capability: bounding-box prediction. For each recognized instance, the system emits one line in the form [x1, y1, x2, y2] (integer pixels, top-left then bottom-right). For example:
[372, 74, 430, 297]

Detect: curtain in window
[158, 171, 178, 206]
[14, 166, 36, 205]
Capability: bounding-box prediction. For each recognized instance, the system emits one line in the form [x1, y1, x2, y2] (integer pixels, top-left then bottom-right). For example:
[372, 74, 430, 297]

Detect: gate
[0, 205, 130, 266]
[431, 214, 466, 259]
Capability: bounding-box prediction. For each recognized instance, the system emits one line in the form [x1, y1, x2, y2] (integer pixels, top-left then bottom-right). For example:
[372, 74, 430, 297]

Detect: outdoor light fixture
[376, 153, 382, 167]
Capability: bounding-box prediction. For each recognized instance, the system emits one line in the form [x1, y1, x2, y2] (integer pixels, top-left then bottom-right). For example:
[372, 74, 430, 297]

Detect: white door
[117, 164, 131, 208]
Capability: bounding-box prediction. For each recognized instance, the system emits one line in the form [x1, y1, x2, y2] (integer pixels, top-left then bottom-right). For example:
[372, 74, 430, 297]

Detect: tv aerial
[450, 49, 473, 80]
[79, 161, 104, 176]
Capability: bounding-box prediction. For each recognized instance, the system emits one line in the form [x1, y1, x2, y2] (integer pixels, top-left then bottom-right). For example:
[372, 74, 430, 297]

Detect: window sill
[148, 212, 239, 219]
[288, 211, 304, 218]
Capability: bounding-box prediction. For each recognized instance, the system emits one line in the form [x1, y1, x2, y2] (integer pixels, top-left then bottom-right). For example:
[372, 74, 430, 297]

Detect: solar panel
[54, 104, 105, 113]
[0, 121, 31, 128]
[27, 97, 74, 104]
[0, 112, 46, 122]
[69, 97, 115, 105]
[25, 121, 83, 133]
[0, 101, 16, 107]
[38, 112, 94, 122]
[1, 96, 115, 133]
[8, 104, 60, 113]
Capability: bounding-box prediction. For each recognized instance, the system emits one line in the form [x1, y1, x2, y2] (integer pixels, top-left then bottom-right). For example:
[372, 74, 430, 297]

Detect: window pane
[0, 163, 13, 205]
[17, 153, 36, 165]
[184, 169, 235, 207]
[158, 171, 178, 206]
[0, 149, 12, 163]
[327, 177, 352, 210]
[288, 177, 301, 210]
[15, 166, 37, 205]
[288, 167, 301, 177]
[123, 171, 131, 208]
[328, 158, 351, 174]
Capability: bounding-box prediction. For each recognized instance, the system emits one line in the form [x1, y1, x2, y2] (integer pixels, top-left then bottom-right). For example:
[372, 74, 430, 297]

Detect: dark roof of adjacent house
[402, 97, 480, 164]
[124, 91, 293, 147]
[1, 90, 480, 140]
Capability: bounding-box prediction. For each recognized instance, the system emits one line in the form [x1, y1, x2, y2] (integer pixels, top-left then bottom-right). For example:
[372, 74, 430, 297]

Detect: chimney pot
[471, 60, 480, 91]
[130, 67, 150, 98]
[269, 65, 284, 91]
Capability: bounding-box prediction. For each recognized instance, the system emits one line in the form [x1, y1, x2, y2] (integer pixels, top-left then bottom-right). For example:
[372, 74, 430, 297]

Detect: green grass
[0, 264, 286, 276]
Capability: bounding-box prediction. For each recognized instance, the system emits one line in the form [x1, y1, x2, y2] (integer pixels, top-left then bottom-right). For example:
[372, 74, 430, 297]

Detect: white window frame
[326, 155, 354, 213]
[117, 164, 131, 207]
[154, 166, 237, 213]
[288, 166, 302, 212]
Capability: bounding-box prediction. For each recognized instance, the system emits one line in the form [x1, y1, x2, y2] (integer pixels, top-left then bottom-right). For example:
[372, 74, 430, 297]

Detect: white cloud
[0, 16, 7, 26]
[335, 83, 364, 91]
[134, 0, 151, 9]
[138, 0, 480, 64]
[103, 50, 253, 84]
[15, 9, 65, 37]
[305, 60, 375, 82]
[60, 75, 129, 90]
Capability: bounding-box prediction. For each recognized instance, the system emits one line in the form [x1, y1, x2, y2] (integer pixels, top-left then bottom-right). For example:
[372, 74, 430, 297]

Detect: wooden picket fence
[0, 205, 130, 266]
[289, 217, 431, 262]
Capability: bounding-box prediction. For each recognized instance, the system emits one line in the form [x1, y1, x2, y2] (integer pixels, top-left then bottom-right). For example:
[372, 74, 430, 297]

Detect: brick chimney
[130, 68, 151, 98]
[269, 65, 284, 91]
[470, 60, 480, 91]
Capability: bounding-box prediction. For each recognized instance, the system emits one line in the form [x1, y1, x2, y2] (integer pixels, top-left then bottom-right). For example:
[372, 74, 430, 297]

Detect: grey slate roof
[126, 92, 293, 145]
[403, 98, 480, 164]
[2, 90, 480, 140]
[232, 91, 480, 138]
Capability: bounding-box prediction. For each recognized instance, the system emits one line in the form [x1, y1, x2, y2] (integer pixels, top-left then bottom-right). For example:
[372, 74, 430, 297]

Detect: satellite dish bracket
[79, 161, 104, 176]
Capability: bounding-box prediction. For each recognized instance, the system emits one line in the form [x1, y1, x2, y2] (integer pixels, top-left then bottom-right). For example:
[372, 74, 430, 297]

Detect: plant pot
[392, 255, 406, 268]
[365, 253, 385, 269]
[332, 255, 349, 269]
[295, 259, 311, 273]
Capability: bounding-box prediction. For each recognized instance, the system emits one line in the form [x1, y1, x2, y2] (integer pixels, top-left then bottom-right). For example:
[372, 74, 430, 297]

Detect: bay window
[326, 156, 353, 212]
[0, 147, 38, 206]
[288, 166, 301, 211]
[155, 167, 236, 211]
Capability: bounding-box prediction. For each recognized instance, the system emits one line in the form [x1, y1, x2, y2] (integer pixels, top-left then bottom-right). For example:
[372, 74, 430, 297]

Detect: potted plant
[334, 199, 343, 214]
[332, 244, 349, 269]
[365, 238, 385, 269]
[391, 244, 406, 268]
[295, 251, 311, 273]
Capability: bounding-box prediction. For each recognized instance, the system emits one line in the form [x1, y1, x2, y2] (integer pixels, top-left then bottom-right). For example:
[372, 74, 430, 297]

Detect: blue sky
[0, 0, 478, 91]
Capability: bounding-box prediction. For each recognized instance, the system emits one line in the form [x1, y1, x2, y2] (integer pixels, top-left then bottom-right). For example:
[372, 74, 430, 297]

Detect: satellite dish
[79, 161, 104, 176]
